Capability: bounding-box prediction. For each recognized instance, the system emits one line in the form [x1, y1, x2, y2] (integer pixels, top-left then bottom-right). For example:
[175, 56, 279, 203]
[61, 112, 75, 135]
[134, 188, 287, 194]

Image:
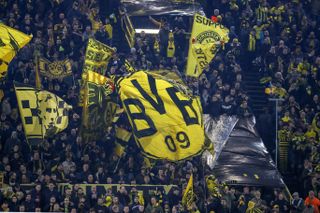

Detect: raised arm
[149, 16, 161, 27]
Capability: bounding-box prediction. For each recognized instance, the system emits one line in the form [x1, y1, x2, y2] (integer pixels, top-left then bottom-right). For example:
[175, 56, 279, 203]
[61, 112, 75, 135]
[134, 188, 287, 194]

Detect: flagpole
[34, 55, 41, 90]
[202, 158, 208, 213]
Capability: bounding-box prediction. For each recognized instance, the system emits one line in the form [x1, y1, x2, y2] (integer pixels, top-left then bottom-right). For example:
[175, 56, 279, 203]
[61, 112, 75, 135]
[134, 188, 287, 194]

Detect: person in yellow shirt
[104, 18, 113, 44]
[167, 32, 175, 58]
[87, 8, 102, 33]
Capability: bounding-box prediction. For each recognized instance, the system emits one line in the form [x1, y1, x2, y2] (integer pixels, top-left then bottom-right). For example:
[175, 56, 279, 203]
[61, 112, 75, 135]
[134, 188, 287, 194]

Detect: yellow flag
[81, 71, 116, 143]
[0, 23, 32, 79]
[114, 127, 132, 157]
[14, 83, 71, 145]
[124, 59, 136, 73]
[186, 14, 229, 77]
[182, 173, 194, 209]
[118, 71, 205, 161]
[38, 57, 72, 79]
[79, 38, 115, 106]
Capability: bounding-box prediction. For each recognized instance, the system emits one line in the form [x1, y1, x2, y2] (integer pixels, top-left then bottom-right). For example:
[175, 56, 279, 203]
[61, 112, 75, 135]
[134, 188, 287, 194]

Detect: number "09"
[164, 131, 190, 152]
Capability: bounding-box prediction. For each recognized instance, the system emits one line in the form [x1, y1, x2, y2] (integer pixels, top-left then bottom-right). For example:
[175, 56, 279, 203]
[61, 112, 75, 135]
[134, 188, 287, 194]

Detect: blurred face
[50, 196, 56, 203]
[151, 197, 157, 205]
[113, 196, 119, 204]
[309, 191, 315, 199]
[255, 191, 261, 199]
[278, 193, 284, 200]
[139, 205, 144, 212]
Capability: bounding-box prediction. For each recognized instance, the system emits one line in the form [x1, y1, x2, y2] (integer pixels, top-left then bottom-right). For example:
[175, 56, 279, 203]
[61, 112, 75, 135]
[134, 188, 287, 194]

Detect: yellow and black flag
[81, 71, 117, 143]
[0, 23, 32, 79]
[182, 173, 194, 210]
[79, 38, 115, 106]
[114, 127, 132, 157]
[14, 83, 71, 145]
[124, 59, 136, 73]
[38, 58, 72, 79]
[117, 71, 205, 161]
[186, 14, 229, 77]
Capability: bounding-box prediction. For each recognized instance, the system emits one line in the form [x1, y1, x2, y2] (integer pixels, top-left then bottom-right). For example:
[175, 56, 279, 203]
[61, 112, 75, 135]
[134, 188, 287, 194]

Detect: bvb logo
[196, 31, 221, 44]
[36, 92, 60, 134]
[48, 61, 64, 76]
[195, 31, 221, 57]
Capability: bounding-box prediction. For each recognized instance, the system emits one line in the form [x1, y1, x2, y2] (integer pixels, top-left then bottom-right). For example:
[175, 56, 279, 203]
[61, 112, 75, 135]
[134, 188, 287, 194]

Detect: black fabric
[212, 117, 285, 187]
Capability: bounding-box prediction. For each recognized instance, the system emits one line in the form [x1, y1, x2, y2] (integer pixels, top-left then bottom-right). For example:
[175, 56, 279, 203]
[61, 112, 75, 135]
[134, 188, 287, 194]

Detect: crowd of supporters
[0, 0, 320, 212]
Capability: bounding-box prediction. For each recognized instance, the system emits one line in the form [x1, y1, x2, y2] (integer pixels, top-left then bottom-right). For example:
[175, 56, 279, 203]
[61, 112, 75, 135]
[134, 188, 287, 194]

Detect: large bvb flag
[0, 23, 32, 79]
[118, 71, 205, 161]
[186, 14, 229, 77]
[15, 83, 71, 145]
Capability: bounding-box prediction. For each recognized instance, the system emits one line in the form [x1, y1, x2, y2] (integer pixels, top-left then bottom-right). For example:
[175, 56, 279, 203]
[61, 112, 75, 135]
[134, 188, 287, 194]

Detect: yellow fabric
[167, 40, 175, 58]
[114, 142, 125, 157]
[256, 6, 268, 23]
[15, 84, 71, 144]
[305, 130, 316, 139]
[253, 25, 265, 40]
[154, 39, 160, 53]
[115, 127, 132, 144]
[248, 34, 256, 51]
[206, 175, 221, 198]
[186, 14, 229, 77]
[105, 24, 113, 39]
[182, 174, 194, 209]
[79, 38, 115, 106]
[247, 201, 255, 209]
[39, 58, 72, 80]
[88, 13, 102, 33]
[0, 23, 32, 79]
[118, 71, 205, 161]
[81, 71, 116, 142]
[138, 191, 145, 205]
[281, 116, 291, 123]
[124, 59, 136, 73]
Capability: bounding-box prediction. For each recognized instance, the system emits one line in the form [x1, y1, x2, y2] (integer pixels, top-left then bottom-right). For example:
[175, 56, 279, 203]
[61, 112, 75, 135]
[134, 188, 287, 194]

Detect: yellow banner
[79, 38, 115, 106]
[124, 59, 136, 73]
[38, 58, 72, 79]
[186, 14, 229, 77]
[14, 83, 71, 145]
[0, 23, 32, 79]
[82, 38, 115, 77]
[81, 71, 116, 143]
[182, 173, 194, 209]
[118, 71, 205, 161]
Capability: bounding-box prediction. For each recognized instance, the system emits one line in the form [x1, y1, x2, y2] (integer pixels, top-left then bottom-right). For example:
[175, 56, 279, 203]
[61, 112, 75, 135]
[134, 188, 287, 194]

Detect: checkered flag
[14, 83, 71, 145]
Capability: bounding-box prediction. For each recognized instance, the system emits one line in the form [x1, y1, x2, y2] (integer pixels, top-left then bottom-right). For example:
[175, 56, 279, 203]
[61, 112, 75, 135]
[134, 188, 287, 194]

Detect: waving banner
[118, 71, 205, 161]
[0, 23, 32, 79]
[186, 14, 229, 77]
[14, 83, 71, 145]
[38, 58, 72, 79]
[81, 71, 116, 143]
[79, 38, 115, 106]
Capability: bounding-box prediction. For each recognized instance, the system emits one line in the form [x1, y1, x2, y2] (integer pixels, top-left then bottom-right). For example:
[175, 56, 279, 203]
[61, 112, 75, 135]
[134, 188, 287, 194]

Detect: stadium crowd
[0, 0, 320, 212]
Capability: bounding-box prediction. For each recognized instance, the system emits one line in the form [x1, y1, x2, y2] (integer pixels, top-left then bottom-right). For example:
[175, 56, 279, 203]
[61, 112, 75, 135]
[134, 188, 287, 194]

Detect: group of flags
[0, 13, 230, 209]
